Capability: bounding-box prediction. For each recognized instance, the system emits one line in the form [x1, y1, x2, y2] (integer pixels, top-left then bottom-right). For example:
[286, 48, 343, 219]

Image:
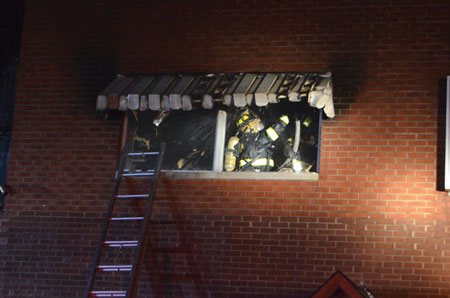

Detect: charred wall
[2, 1, 450, 297]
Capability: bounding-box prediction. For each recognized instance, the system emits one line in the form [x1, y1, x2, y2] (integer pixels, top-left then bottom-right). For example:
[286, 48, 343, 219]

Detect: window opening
[131, 100, 321, 175]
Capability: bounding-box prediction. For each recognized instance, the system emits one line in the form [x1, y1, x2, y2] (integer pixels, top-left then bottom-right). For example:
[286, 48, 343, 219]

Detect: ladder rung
[103, 240, 138, 247]
[110, 217, 143, 221]
[122, 171, 155, 177]
[123, 168, 155, 172]
[128, 152, 159, 156]
[97, 265, 132, 272]
[90, 290, 126, 297]
[116, 194, 149, 199]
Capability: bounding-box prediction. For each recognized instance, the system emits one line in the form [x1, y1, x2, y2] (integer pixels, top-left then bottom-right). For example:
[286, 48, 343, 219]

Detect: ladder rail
[84, 147, 130, 298]
[126, 142, 166, 298]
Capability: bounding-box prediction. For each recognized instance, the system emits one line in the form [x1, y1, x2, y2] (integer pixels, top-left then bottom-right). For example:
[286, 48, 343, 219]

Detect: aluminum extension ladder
[84, 143, 166, 298]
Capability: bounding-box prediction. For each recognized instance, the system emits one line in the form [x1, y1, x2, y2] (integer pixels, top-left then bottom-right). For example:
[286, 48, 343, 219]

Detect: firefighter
[224, 109, 289, 172]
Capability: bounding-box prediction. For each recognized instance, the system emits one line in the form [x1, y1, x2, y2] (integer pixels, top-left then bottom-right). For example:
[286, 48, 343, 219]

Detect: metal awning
[96, 72, 335, 118]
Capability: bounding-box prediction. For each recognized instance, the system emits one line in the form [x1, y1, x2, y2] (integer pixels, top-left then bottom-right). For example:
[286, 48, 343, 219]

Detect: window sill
[162, 170, 319, 181]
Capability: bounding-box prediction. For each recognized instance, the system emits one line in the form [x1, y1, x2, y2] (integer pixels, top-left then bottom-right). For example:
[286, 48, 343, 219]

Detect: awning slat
[223, 73, 243, 106]
[119, 77, 142, 111]
[268, 74, 286, 104]
[213, 73, 235, 101]
[203, 74, 223, 109]
[181, 76, 202, 110]
[190, 74, 216, 103]
[245, 73, 265, 106]
[308, 72, 334, 117]
[233, 73, 257, 107]
[288, 74, 306, 102]
[169, 75, 194, 110]
[161, 75, 182, 111]
[277, 74, 297, 101]
[148, 75, 174, 111]
[127, 76, 155, 110]
[255, 73, 278, 107]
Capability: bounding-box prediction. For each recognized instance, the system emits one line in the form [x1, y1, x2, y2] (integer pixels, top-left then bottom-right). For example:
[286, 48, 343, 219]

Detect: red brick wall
[2, 0, 450, 297]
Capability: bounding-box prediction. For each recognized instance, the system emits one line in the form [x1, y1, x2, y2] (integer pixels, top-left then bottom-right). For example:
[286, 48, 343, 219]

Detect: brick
[3, 0, 450, 297]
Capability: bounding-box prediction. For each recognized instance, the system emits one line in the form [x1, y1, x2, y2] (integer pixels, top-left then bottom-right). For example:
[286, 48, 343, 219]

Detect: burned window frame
[128, 101, 323, 179]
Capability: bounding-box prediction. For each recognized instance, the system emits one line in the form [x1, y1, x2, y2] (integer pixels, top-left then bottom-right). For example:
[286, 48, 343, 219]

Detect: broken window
[132, 100, 321, 174]
[134, 109, 216, 171]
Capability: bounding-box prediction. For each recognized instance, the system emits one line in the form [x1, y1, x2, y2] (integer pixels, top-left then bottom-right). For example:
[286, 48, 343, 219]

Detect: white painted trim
[445, 76, 450, 191]
[162, 170, 319, 181]
[212, 110, 227, 172]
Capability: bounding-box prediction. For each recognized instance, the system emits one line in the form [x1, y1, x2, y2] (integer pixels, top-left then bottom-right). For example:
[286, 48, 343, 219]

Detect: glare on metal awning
[96, 72, 335, 118]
